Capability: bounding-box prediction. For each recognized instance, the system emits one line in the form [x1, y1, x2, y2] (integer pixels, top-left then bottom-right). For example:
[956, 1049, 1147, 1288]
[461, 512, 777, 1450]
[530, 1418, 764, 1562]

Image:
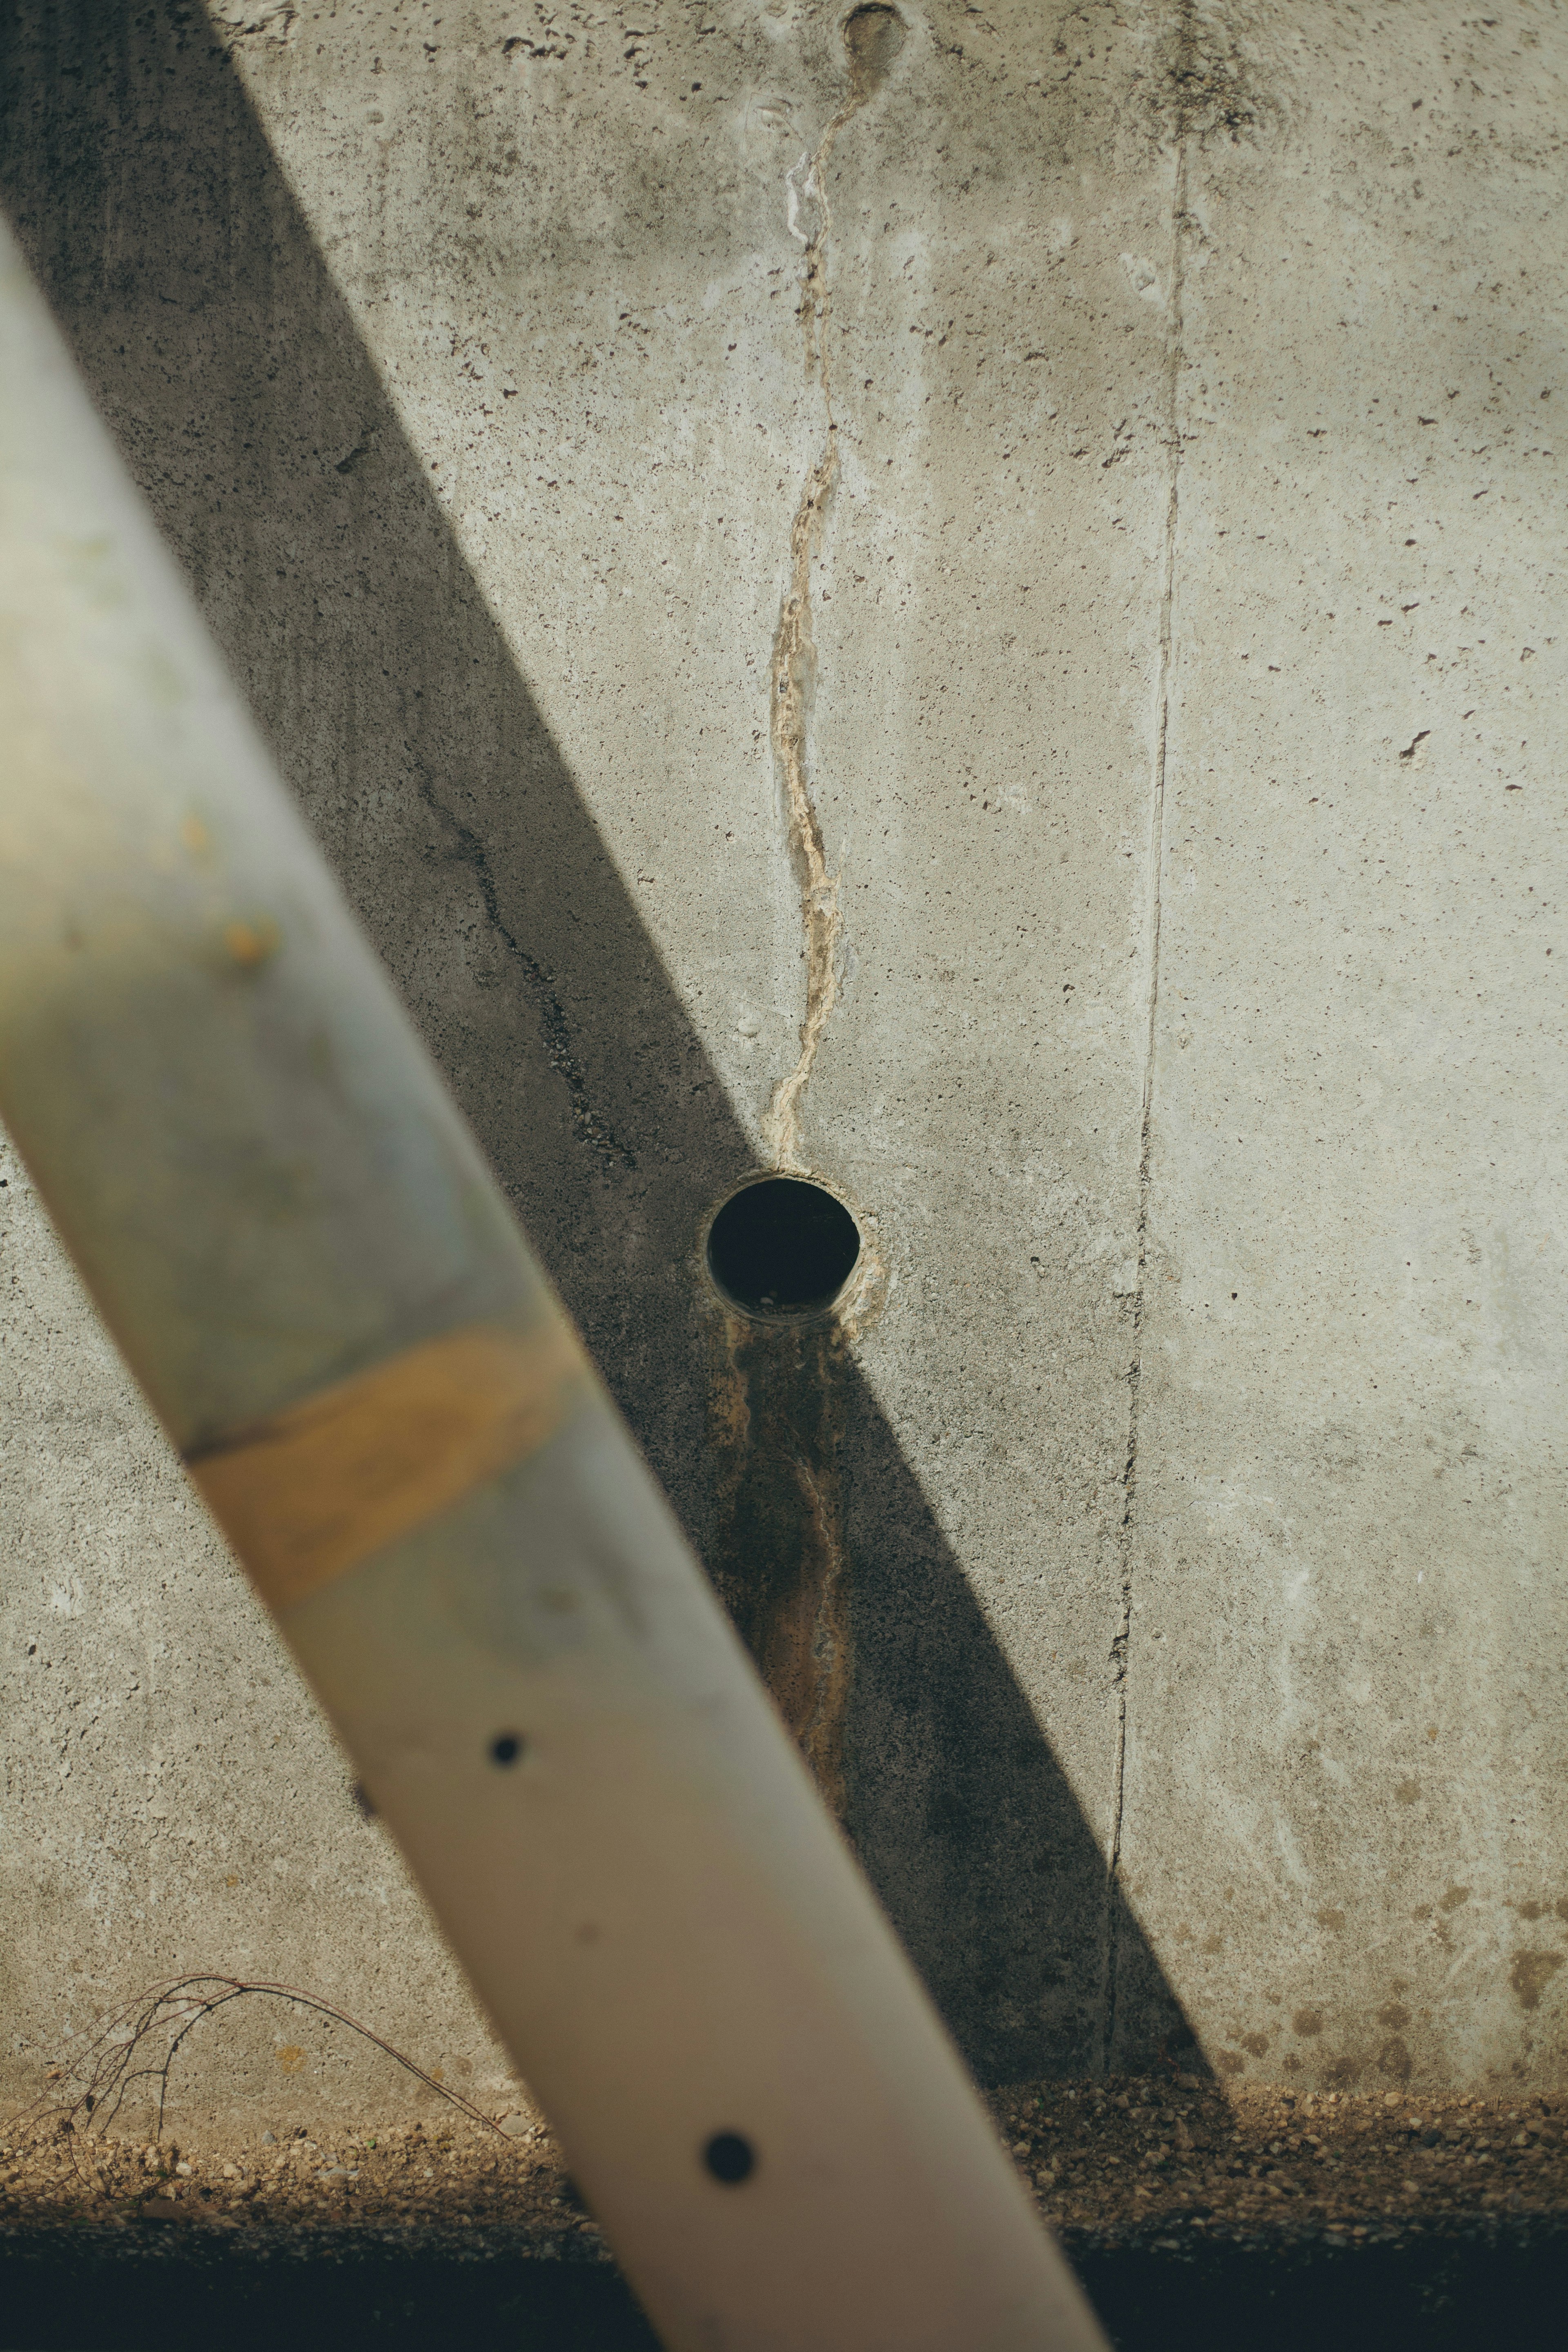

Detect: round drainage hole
[706, 1177, 860, 1319]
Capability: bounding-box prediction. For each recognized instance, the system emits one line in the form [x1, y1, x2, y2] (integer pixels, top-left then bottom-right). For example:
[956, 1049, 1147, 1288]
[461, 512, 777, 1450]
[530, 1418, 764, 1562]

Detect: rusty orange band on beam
[186, 1320, 593, 1611]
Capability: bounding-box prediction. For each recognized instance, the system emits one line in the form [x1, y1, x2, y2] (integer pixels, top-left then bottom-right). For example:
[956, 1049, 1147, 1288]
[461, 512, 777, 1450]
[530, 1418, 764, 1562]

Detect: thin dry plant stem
[4, 1973, 509, 2177]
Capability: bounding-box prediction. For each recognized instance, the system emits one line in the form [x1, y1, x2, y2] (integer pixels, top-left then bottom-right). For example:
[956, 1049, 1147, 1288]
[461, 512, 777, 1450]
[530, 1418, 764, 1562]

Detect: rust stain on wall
[708, 1308, 851, 1816]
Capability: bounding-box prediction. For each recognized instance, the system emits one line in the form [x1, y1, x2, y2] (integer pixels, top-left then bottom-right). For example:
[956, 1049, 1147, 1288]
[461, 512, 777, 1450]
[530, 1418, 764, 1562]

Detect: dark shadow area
[0, 2231, 661, 2352]
[0, 0, 1195, 2082]
[3, 2220, 1565, 2352]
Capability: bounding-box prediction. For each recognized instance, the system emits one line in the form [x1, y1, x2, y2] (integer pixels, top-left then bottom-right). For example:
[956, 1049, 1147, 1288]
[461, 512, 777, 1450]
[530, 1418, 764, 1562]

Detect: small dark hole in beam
[704, 2130, 756, 2185]
[490, 1734, 524, 1766]
[706, 1178, 860, 1318]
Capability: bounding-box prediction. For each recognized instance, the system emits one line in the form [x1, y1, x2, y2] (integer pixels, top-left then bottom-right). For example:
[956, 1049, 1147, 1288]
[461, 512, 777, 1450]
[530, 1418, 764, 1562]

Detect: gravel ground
[1, 2074, 1563, 2249]
[988, 2075, 1568, 2237]
[0, 2108, 598, 2248]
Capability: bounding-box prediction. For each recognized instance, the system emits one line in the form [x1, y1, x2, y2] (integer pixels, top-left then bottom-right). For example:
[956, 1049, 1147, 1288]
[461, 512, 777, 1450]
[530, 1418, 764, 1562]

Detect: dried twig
[4, 1974, 509, 2171]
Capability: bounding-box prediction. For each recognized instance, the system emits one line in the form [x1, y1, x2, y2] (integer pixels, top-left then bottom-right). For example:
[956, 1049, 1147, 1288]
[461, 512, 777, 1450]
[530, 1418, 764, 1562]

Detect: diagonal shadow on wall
[0, 0, 1198, 2086]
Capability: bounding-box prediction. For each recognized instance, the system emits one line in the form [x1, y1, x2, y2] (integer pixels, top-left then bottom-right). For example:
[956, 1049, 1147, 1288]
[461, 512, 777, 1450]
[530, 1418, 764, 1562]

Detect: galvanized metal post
[0, 220, 1106, 2352]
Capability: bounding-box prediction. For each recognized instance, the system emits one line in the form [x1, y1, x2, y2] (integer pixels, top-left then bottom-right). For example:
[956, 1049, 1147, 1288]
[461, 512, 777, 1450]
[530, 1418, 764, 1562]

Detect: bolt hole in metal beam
[706, 1178, 860, 1321]
[703, 2129, 757, 2185]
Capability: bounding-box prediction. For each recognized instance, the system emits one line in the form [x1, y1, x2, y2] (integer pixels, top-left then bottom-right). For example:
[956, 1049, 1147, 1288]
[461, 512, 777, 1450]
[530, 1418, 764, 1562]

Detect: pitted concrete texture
[1109, 3, 1568, 2091]
[0, 1134, 523, 2132]
[0, 0, 1563, 2124]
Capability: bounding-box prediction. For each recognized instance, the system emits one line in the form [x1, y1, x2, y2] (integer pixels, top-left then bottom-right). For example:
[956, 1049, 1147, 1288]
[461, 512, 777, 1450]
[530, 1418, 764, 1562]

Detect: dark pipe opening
[706, 1178, 860, 1319]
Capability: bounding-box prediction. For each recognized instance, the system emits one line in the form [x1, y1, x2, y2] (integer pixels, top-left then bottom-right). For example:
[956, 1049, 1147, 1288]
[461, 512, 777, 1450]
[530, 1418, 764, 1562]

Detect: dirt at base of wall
[989, 2077, 1568, 2236]
[2, 2077, 1564, 2246]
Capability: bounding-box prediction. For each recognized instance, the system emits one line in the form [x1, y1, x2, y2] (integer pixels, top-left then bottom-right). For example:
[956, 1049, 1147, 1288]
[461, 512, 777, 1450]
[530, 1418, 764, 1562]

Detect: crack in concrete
[417, 779, 635, 1172]
[763, 432, 842, 1173]
[1102, 109, 1191, 2076]
[762, 7, 902, 1170]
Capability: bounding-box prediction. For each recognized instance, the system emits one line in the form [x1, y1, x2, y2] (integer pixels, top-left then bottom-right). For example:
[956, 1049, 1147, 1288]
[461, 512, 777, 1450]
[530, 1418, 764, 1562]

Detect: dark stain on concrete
[1377, 2037, 1413, 2082]
[1509, 1949, 1564, 2013]
[1152, 0, 1283, 147]
[708, 1309, 850, 1815]
[843, 3, 906, 102]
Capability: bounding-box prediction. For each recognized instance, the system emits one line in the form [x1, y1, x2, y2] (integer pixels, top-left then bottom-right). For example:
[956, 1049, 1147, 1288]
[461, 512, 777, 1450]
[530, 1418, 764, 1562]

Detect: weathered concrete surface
[0, 1132, 515, 2127]
[0, 0, 1563, 2123]
[1112, 3, 1568, 2092]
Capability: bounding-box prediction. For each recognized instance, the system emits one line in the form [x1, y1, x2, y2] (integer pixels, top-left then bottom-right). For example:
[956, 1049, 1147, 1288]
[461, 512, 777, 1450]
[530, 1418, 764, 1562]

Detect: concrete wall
[1, 0, 1563, 2125]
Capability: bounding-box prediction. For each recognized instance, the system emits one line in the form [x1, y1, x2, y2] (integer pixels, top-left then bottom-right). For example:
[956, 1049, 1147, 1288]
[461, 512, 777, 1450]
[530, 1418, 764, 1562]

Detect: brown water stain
[843, 4, 905, 101]
[1510, 1949, 1565, 2012]
[708, 1309, 850, 1815]
[1376, 2036, 1413, 2082]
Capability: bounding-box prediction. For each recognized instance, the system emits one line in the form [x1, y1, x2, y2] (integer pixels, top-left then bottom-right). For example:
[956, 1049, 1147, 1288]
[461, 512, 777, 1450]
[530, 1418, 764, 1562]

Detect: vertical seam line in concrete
[1102, 121, 1189, 2076]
